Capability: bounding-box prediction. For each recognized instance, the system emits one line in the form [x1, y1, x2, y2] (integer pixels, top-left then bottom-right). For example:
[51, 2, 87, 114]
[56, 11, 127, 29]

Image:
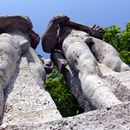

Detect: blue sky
[0, 0, 130, 58]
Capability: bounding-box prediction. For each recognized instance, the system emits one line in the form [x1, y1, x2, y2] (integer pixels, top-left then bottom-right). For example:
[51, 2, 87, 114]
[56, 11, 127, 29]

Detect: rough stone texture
[39, 56, 54, 74]
[99, 64, 130, 102]
[53, 29, 127, 109]
[1, 15, 130, 130]
[26, 48, 46, 87]
[1, 102, 130, 130]
[0, 33, 21, 119]
[60, 20, 103, 39]
[0, 15, 40, 123]
[62, 102, 130, 130]
[0, 33, 21, 88]
[43, 15, 130, 110]
[27, 30, 40, 49]
[91, 37, 130, 72]
[52, 50, 130, 111]
[51, 51, 93, 112]
[0, 15, 62, 128]
[1, 49, 62, 126]
[42, 15, 130, 110]
[41, 16, 130, 130]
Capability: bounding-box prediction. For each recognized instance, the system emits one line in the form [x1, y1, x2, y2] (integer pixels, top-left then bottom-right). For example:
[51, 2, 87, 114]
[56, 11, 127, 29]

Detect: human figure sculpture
[0, 16, 63, 126]
[42, 15, 130, 109]
[0, 16, 41, 120]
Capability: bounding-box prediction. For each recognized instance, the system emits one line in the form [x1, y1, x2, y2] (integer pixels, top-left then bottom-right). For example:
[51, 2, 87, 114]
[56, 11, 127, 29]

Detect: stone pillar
[0, 16, 62, 126]
[52, 29, 130, 110]
[51, 50, 93, 111]
[42, 15, 130, 111]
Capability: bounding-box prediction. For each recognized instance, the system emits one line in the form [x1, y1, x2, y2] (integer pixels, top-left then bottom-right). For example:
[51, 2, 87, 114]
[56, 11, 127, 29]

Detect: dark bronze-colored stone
[42, 15, 103, 53]
[0, 15, 39, 49]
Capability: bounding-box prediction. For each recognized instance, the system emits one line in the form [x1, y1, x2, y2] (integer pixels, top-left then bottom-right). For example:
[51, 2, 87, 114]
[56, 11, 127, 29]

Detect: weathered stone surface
[1, 48, 62, 125]
[52, 49, 130, 111]
[51, 51, 93, 111]
[44, 15, 130, 111]
[39, 56, 54, 74]
[9, 31, 30, 55]
[0, 33, 21, 89]
[0, 16, 62, 127]
[91, 37, 130, 72]
[0, 33, 21, 119]
[62, 102, 130, 130]
[1, 102, 130, 130]
[58, 29, 123, 109]
[26, 48, 46, 87]
[99, 64, 130, 102]
[27, 30, 40, 49]
[1, 15, 130, 130]
[60, 21, 103, 39]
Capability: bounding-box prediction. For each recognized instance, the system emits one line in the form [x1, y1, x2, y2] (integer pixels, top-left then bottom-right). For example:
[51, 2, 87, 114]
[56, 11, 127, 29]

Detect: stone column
[51, 50, 93, 111]
[42, 15, 130, 111]
[52, 29, 130, 110]
[0, 16, 62, 126]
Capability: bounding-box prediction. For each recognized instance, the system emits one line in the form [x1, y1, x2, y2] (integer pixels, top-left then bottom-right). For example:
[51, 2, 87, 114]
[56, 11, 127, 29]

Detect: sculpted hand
[89, 25, 103, 39]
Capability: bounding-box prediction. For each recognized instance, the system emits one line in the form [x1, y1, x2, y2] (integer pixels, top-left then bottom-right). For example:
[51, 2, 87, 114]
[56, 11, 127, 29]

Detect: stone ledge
[1, 101, 130, 130]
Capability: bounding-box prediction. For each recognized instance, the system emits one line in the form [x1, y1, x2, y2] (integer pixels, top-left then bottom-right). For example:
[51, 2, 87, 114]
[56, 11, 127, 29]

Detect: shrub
[45, 67, 83, 117]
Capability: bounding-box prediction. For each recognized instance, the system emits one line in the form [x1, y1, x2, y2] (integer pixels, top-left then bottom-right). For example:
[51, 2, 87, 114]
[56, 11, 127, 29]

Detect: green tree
[103, 22, 130, 64]
[45, 67, 83, 117]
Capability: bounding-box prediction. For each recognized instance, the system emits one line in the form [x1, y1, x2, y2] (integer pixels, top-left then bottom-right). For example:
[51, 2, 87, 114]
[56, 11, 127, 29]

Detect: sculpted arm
[60, 21, 103, 39]
[42, 14, 103, 53]
[42, 15, 70, 53]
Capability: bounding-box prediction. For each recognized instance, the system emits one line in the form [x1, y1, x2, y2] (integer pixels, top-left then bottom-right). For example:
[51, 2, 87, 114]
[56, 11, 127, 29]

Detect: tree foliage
[103, 22, 130, 64]
[45, 67, 83, 117]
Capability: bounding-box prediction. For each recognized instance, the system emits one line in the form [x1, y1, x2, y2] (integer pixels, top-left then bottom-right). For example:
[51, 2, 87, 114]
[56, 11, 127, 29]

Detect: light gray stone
[62, 102, 130, 130]
[46, 15, 130, 110]
[39, 57, 54, 74]
[60, 29, 123, 109]
[99, 64, 130, 102]
[51, 51, 92, 111]
[91, 37, 130, 72]
[0, 33, 21, 89]
[1, 15, 130, 130]
[26, 48, 46, 87]
[0, 33, 21, 119]
[1, 102, 130, 130]
[0, 15, 62, 127]
[1, 49, 62, 126]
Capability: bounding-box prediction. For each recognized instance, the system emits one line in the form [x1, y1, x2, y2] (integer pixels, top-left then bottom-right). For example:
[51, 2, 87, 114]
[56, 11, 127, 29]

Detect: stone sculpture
[42, 15, 130, 110]
[0, 16, 62, 127]
[0, 14, 130, 130]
